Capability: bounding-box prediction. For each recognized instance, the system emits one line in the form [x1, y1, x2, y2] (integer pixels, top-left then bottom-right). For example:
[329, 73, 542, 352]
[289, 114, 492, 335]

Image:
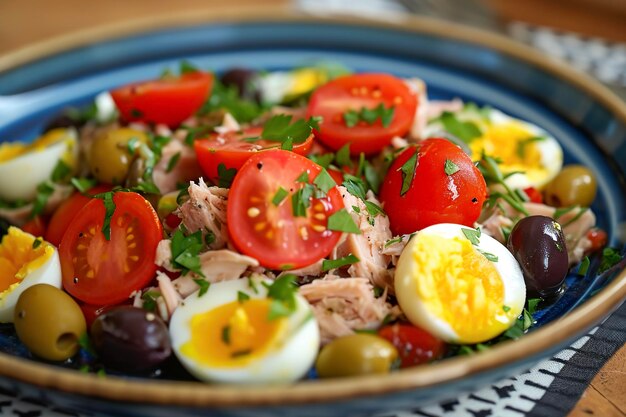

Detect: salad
[0, 62, 619, 383]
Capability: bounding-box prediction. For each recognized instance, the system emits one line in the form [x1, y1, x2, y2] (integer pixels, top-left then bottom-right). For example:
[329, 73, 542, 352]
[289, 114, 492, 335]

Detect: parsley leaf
[197, 77, 264, 123]
[71, 177, 98, 193]
[217, 163, 237, 188]
[31, 182, 55, 217]
[438, 112, 482, 144]
[327, 209, 361, 234]
[221, 325, 231, 345]
[170, 229, 205, 277]
[599, 247, 622, 273]
[363, 200, 386, 217]
[261, 114, 321, 145]
[89, 191, 116, 241]
[166, 152, 181, 173]
[343, 104, 395, 128]
[272, 187, 289, 206]
[397, 149, 418, 196]
[313, 168, 336, 195]
[51, 159, 71, 182]
[322, 254, 360, 272]
[309, 153, 334, 169]
[266, 274, 298, 320]
[578, 256, 590, 276]
[193, 278, 210, 297]
[343, 109, 360, 127]
[237, 291, 250, 303]
[335, 143, 352, 168]
[444, 159, 460, 176]
[462, 227, 481, 245]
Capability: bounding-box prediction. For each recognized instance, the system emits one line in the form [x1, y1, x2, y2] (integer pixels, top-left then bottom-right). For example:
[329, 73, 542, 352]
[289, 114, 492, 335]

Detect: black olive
[507, 215, 569, 298]
[91, 306, 171, 372]
[220, 68, 259, 100]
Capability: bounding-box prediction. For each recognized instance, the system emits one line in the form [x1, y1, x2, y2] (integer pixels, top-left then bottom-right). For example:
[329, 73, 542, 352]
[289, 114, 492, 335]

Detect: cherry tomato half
[45, 185, 111, 247]
[59, 192, 163, 305]
[110, 71, 213, 128]
[306, 73, 418, 155]
[227, 150, 343, 270]
[586, 228, 607, 253]
[194, 127, 313, 185]
[378, 323, 446, 368]
[379, 138, 487, 235]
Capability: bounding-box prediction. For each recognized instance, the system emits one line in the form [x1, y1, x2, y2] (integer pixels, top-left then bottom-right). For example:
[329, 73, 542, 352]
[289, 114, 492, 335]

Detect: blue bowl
[0, 10, 624, 417]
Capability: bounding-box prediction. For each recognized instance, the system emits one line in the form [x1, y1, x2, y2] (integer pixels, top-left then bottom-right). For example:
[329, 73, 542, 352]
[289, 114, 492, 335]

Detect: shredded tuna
[156, 296, 169, 322]
[405, 78, 428, 142]
[300, 275, 395, 344]
[154, 240, 176, 272]
[0, 183, 73, 226]
[177, 179, 229, 249]
[152, 139, 203, 194]
[390, 136, 409, 150]
[197, 249, 259, 283]
[333, 187, 393, 291]
[157, 271, 183, 316]
[172, 275, 201, 298]
[280, 260, 324, 278]
[214, 113, 241, 134]
[426, 99, 464, 120]
[381, 234, 414, 265]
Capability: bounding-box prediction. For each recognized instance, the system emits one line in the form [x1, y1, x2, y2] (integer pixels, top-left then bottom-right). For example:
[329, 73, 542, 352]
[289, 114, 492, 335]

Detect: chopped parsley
[204, 230, 216, 246]
[313, 168, 336, 194]
[296, 171, 309, 183]
[462, 227, 498, 262]
[170, 229, 205, 277]
[599, 247, 622, 273]
[397, 149, 418, 196]
[166, 151, 181, 173]
[321, 254, 360, 272]
[327, 209, 361, 234]
[88, 191, 116, 240]
[342, 103, 395, 128]
[237, 291, 250, 303]
[335, 143, 352, 168]
[272, 187, 289, 206]
[265, 274, 298, 320]
[193, 278, 210, 297]
[437, 111, 482, 144]
[217, 163, 237, 188]
[251, 114, 321, 145]
[31, 181, 55, 217]
[51, 159, 71, 182]
[32, 238, 42, 249]
[221, 325, 231, 345]
[141, 290, 161, 312]
[479, 153, 529, 216]
[309, 153, 334, 169]
[444, 159, 460, 176]
[516, 136, 545, 158]
[197, 77, 265, 123]
[502, 305, 511, 313]
[578, 256, 591, 276]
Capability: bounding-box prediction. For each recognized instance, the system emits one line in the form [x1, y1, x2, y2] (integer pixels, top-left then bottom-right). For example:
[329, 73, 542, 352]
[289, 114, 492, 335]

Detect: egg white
[0, 245, 62, 323]
[0, 128, 78, 201]
[169, 276, 320, 384]
[394, 223, 526, 344]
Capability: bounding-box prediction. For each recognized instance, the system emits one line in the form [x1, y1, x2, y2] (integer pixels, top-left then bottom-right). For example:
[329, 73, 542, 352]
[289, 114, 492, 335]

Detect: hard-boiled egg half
[426, 105, 563, 190]
[395, 223, 526, 344]
[0, 227, 62, 323]
[170, 276, 319, 384]
[0, 128, 78, 201]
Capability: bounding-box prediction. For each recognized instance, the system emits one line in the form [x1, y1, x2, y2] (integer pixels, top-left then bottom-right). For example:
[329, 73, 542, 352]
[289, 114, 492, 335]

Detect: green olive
[13, 284, 86, 361]
[89, 128, 148, 184]
[543, 165, 597, 207]
[315, 333, 398, 378]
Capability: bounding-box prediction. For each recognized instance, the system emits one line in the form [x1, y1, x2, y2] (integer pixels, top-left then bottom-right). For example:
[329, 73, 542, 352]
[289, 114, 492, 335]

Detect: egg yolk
[0, 128, 74, 164]
[409, 234, 511, 344]
[470, 121, 548, 184]
[181, 298, 286, 367]
[0, 227, 53, 297]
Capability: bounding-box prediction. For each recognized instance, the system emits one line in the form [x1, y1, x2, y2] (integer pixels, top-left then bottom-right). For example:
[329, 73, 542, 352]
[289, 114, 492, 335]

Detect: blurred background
[0, 0, 625, 99]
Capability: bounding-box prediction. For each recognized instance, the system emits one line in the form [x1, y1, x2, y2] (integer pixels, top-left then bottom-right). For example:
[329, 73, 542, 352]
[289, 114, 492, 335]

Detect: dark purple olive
[220, 68, 259, 100]
[507, 215, 569, 298]
[91, 306, 171, 372]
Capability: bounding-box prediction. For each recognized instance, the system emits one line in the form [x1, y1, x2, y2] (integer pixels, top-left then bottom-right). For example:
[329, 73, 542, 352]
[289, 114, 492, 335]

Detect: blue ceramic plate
[0, 9, 625, 417]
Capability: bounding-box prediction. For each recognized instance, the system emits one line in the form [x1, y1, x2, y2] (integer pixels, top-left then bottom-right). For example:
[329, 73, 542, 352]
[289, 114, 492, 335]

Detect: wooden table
[0, 1, 624, 416]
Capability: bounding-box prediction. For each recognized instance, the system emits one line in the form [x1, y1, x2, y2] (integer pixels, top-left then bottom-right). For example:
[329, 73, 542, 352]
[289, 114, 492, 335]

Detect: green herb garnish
[321, 254, 360, 272]
[327, 209, 361, 234]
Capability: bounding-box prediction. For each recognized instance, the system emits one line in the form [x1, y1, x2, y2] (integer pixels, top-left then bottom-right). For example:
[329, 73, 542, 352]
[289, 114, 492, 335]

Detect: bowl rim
[0, 6, 625, 408]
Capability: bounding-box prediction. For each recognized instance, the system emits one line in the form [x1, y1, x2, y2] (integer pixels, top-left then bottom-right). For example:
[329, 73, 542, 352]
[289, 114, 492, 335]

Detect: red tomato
[378, 323, 446, 368]
[45, 185, 111, 246]
[586, 228, 607, 253]
[194, 127, 313, 184]
[22, 216, 47, 238]
[523, 186, 543, 204]
[227, 150, 343, 270]
[59, 192, 163, 305]
[306, 73, 418, 155]
[110, 71, 213, 127]
[379, 138, 487, 235]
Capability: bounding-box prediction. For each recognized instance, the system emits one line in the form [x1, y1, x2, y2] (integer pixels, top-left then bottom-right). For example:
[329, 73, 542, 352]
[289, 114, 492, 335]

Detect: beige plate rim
[0, 6, 625, 408]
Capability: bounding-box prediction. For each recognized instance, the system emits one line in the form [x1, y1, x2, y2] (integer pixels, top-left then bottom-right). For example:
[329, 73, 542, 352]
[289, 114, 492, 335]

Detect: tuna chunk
[333, 187, 393, 291]
[177, 179, 229, 249]
[300, 275, 396, 344]
[152, 139, 203, 194]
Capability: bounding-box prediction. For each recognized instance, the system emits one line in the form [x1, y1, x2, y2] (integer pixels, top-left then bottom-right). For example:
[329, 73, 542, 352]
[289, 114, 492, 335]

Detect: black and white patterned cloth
[0, 302, 623, 417]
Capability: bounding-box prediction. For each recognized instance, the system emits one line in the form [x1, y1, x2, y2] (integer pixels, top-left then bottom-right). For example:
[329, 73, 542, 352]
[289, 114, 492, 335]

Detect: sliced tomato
[227, 150, 342, 270]
[306, 73, 418, 155]
[379, 138, 487, 235]
[45, 185, 111, 246]
[378, 323, 446, 368]
[22, 216, 47, 238]
[110, 71, 213, 128]
[586, 228, 607, 253]
[523, 186, 543, 204]
[194, 127, 313, 185]
[59, 192, 163, 305]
